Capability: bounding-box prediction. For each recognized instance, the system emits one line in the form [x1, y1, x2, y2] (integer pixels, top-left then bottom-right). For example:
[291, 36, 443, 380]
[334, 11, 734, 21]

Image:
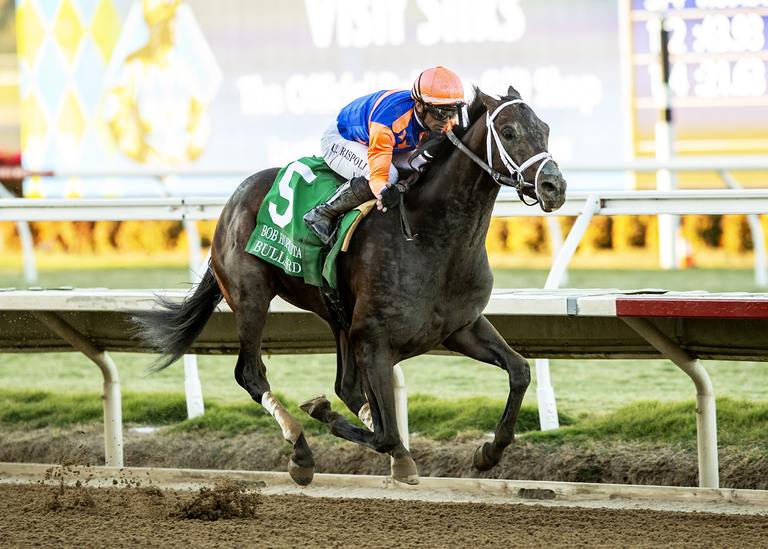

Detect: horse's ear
[507, 85, 522, 100]
[476, 89, 501, 111]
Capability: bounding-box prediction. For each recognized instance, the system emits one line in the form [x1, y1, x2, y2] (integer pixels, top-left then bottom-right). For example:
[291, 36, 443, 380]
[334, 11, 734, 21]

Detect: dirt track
[3, 426, 767, 490]
[3, 426, 768, 547]
[1, 481, 767, 548]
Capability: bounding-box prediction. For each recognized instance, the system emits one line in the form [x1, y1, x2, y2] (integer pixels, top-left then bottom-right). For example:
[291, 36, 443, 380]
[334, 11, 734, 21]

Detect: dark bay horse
[133, 86, 567, 486]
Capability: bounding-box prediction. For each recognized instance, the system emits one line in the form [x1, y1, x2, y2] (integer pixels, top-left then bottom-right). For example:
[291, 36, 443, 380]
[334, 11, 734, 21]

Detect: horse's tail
[132, 264, 223, 372]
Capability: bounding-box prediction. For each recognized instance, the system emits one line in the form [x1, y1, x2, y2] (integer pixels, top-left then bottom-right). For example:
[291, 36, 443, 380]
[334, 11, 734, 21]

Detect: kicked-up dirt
[1, 480, 767, 548]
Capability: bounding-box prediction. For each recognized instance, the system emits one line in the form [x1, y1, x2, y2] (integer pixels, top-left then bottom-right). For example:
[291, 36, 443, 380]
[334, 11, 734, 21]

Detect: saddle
[339, 199, 376, 252]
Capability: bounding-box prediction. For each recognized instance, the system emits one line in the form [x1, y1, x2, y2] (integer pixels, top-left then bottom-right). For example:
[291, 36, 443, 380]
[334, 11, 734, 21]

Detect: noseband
[445, 99, 553, 206]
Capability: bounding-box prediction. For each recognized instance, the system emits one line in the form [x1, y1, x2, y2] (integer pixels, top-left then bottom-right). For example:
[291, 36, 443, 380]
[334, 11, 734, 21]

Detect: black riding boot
[304, 176, 375, 245]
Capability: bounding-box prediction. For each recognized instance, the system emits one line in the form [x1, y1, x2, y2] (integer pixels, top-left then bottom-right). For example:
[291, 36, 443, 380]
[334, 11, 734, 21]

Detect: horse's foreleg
[355, 336, 419, 484]
[328, 330, 418, 484]
[443, 315, 531, 471]
[299, 330, 374, 446]
[300, 334, 418, 484]
[299, 395, 376, 447]
[333, 330, 371, 427]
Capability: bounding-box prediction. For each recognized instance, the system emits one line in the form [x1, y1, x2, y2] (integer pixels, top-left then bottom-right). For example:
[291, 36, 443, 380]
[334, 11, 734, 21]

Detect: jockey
[304, 66, 466, 245]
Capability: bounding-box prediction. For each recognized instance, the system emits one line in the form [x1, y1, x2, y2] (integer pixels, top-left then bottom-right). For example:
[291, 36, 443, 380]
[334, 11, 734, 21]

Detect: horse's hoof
[299, 395, 331, 420]
[392, 455, 420, 485]
[288, 458, 314, 486]
[473, 442, 500, 472]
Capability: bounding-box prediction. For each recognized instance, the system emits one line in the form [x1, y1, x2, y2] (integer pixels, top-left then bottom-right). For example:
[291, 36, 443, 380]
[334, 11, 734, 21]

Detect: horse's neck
[415, 122, 499, 244]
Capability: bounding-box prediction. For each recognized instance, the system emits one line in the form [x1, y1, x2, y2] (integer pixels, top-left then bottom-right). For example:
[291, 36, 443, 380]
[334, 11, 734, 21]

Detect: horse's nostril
[539, 181, 557, 196]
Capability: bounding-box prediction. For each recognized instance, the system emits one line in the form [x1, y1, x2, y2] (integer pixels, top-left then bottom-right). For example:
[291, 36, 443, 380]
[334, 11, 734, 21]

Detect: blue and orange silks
[336, 90, 427, 194]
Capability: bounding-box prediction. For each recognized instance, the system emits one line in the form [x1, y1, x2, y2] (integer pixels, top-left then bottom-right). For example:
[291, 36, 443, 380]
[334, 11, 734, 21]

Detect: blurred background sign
[628, 0, 768, 186]
[14, 0, 626, 197]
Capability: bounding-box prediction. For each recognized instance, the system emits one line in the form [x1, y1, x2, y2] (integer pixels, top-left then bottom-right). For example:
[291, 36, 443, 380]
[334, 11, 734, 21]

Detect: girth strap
[392, 171, 420, 241]
[321, 285, 349, 330]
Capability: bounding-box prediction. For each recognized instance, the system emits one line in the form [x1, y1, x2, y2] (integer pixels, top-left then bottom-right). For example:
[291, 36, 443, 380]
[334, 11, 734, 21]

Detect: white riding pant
[320, 123, 426, 195]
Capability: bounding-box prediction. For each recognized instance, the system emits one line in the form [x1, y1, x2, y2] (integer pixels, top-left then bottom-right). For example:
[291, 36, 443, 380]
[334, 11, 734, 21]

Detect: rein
[445, 99, 553, 206]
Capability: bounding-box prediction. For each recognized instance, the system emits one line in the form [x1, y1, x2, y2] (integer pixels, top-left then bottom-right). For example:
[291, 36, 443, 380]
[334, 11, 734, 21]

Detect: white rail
[0, 196, 228, 222]
[23, 155, 768, 177]
[560, 156, 768, 172]
[495, 189, 768, 217]
[3, 189, 768, 220]
[2, 190, 766, 288]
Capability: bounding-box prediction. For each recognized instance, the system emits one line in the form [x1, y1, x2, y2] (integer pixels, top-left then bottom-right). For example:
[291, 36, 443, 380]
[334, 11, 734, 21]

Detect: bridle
[445, 99, 553, 206]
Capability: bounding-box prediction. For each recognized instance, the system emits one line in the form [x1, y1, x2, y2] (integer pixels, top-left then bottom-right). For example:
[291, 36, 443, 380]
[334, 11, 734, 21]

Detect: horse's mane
[416, 86, 493, 173]
[465, 86, 491, 127]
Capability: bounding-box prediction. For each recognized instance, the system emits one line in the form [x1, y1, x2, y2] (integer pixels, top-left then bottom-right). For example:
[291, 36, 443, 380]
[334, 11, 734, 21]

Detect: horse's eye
[501, 127, 515, 140]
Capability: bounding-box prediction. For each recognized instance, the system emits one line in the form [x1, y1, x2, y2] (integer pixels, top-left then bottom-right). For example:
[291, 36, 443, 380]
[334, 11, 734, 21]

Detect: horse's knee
[507, 356, 531, 391]
[334, 377, 358, 405]
[372, 430, 401, 454]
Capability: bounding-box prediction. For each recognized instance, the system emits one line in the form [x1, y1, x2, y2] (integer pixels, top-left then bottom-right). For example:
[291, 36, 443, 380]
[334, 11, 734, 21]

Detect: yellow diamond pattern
[58, 92, 86, 141]
[16, 1, 46, 67]
[20, 92, 48, 151]
[54, 0, 85, 65]
[91, 0, 121, 62]
[17, 0, 221, 196]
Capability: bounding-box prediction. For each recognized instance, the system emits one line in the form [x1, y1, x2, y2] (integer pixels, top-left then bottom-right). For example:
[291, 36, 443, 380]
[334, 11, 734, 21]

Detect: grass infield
[1, 389, 765, 450]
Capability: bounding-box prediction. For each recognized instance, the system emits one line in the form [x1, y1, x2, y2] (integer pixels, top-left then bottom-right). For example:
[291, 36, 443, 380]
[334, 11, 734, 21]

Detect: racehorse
[133, 85, 567, 486]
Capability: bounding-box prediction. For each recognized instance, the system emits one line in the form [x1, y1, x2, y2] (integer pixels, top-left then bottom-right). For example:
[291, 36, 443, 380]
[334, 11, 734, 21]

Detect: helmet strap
[413, 100, 428, 125]
[457, 103, 469, 128]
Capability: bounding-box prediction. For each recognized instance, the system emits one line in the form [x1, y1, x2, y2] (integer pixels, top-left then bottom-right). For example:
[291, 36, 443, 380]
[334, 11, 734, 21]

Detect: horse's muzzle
[537, 176, 567, 213]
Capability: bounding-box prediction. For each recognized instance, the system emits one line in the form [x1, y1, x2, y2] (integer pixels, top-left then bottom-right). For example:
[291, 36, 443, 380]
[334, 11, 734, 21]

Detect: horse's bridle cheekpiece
[446, 99, 553, 206]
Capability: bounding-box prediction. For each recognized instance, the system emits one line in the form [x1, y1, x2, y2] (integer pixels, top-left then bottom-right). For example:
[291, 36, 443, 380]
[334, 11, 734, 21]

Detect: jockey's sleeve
[367, 122, 395, 197]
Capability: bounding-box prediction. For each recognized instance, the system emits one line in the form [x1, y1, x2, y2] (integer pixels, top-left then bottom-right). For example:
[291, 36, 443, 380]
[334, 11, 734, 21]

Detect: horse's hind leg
[443, 315, 531, 471]
[237, 353, 315, 485]
[226, 267, 315, 485]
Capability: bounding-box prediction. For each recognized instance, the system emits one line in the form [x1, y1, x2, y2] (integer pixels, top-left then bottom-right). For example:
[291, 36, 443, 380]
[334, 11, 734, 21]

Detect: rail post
[622, 317, 719, 488]
[546, 216, 567, 286]
[652, 13, 679, 270]
[538, 194, 602, 430]
[181, 217, 206, 419]
[0, 185, 38, 284]
[31, 311, 124, 467]
[719, 170, 767, 289]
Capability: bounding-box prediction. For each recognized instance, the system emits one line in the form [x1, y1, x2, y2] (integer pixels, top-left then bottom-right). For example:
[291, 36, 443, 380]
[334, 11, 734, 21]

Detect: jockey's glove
[379, 184, 401, 210]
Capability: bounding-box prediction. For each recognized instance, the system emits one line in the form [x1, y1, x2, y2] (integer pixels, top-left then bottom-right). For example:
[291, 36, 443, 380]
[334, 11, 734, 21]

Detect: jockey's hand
[377, 184, 400, 212]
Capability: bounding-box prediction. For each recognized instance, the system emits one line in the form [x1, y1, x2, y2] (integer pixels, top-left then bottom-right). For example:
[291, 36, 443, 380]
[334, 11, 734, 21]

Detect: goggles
[424, 102, 462, 122]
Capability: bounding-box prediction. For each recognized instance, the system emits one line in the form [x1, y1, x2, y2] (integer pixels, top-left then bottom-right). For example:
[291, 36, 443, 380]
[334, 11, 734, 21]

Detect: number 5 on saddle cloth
[245, 156, 375, 291]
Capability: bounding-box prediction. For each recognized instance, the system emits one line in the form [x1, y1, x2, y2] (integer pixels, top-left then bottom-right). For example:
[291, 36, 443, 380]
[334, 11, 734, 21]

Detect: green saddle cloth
[245, 156, 364, 289]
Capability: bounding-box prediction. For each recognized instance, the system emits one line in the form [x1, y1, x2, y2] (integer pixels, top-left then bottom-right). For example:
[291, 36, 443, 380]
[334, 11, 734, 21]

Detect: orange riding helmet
[411, 66, 465, 106]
